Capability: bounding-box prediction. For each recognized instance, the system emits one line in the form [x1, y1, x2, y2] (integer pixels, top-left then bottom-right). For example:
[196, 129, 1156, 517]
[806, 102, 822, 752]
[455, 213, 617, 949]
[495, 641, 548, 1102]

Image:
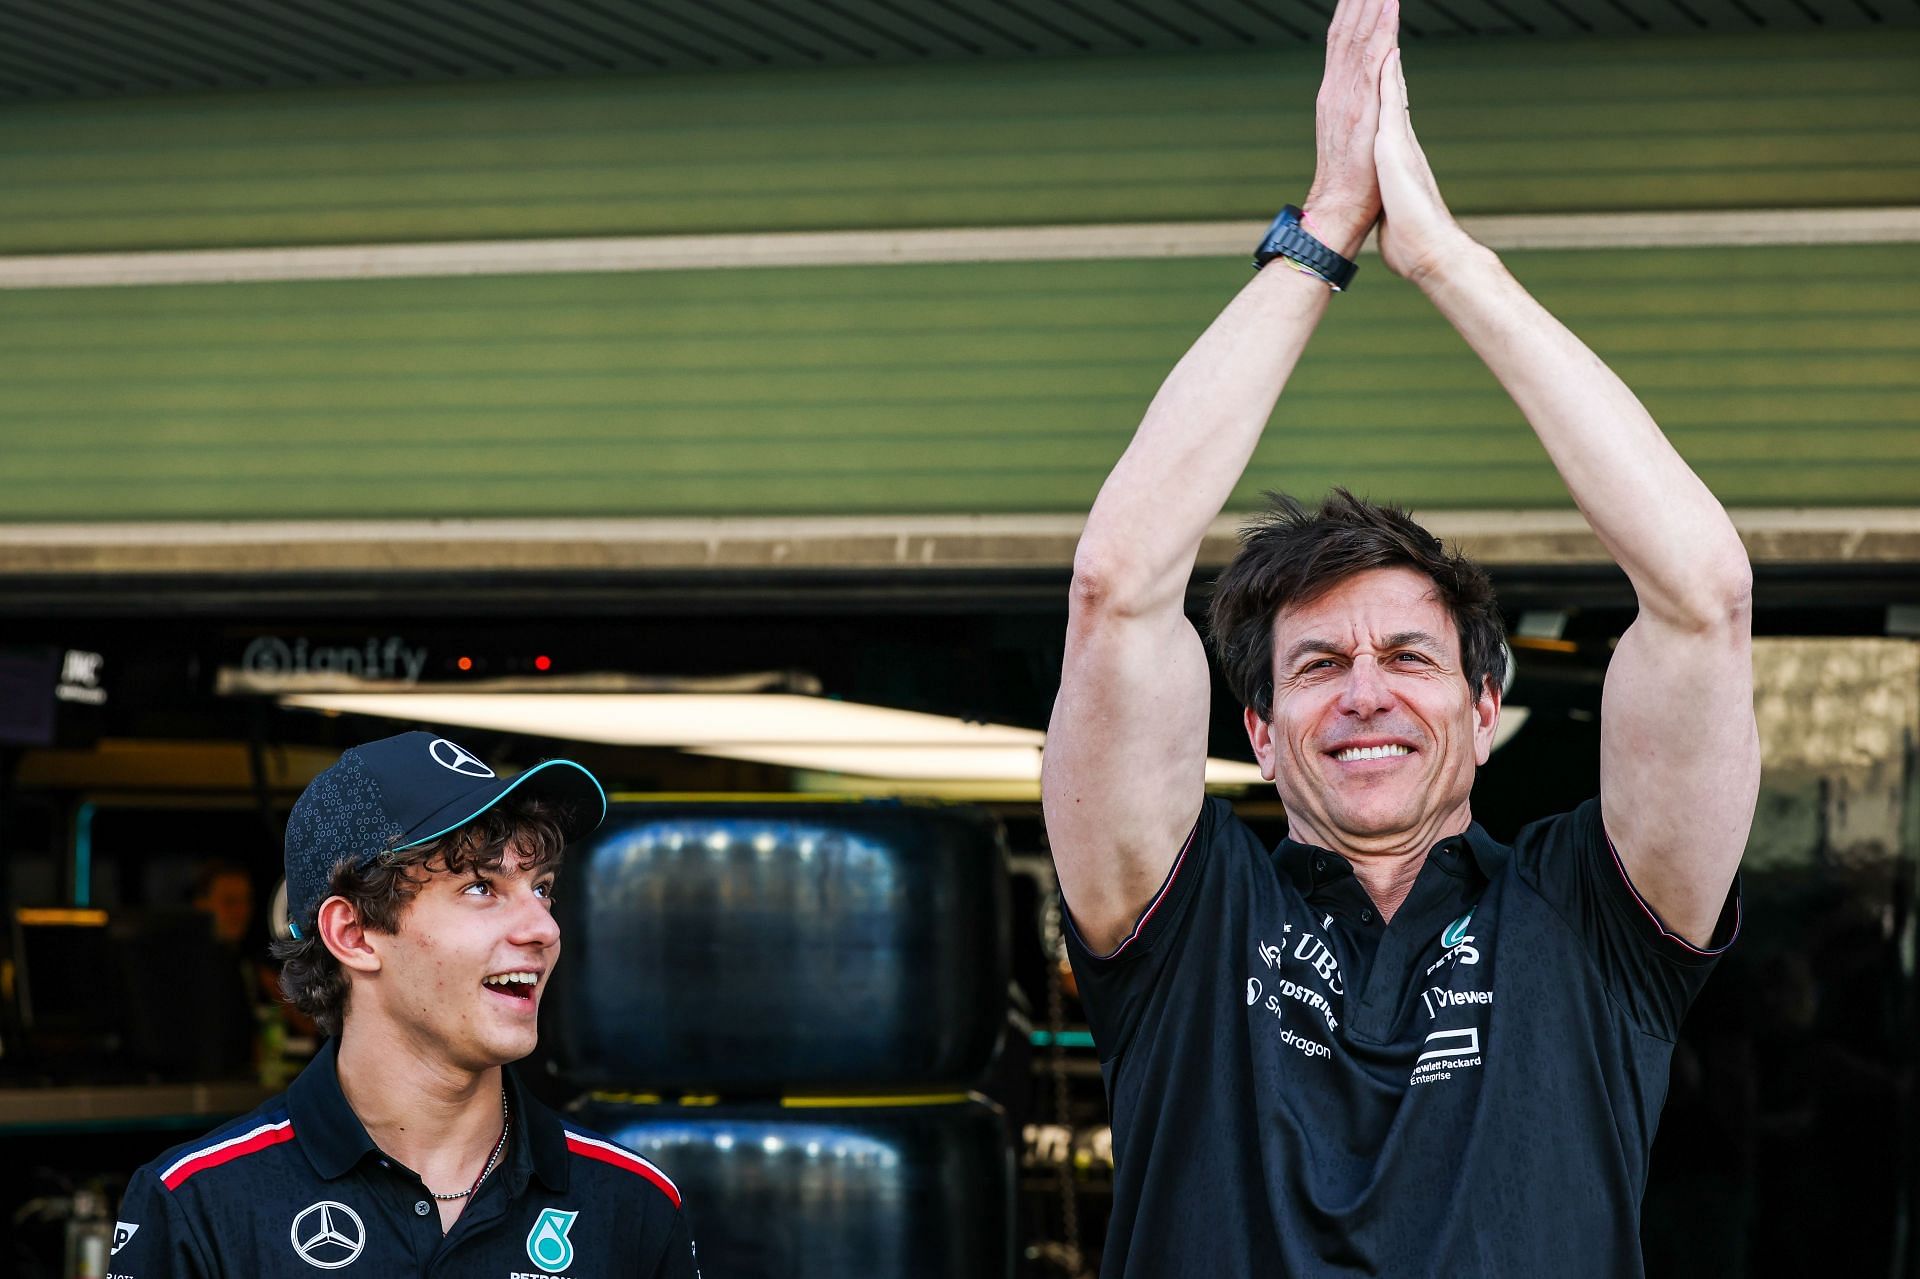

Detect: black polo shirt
[1066, 797, 1739, 1278]
[111, 1038, 697, 1278]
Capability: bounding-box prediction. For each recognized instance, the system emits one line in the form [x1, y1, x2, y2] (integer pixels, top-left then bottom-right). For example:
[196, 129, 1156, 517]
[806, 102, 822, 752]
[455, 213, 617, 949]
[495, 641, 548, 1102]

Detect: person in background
[189, 860, 253, 948]
[188, 858, 262, 1078]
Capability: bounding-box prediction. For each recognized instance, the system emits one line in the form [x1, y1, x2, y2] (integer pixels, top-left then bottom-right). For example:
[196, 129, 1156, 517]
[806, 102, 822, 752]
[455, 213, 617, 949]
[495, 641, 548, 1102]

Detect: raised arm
[1041, 0, 1400, 954]
[1372, 47, 1757, 946]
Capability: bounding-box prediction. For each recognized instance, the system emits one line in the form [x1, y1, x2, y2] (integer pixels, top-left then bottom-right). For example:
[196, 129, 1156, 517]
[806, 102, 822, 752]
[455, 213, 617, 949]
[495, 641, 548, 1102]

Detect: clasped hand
[1303, 0, 1471, 287]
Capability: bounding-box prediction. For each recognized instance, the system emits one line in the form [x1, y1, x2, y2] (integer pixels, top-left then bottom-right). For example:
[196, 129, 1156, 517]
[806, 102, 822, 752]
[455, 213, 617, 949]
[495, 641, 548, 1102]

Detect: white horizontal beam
[0, 509, 1915, 574]
[2, 208, 1915, 290]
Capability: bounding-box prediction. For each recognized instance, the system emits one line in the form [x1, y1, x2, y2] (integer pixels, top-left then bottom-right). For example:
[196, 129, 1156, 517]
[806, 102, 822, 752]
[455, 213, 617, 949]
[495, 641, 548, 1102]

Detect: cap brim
[394, 758, 609, 853]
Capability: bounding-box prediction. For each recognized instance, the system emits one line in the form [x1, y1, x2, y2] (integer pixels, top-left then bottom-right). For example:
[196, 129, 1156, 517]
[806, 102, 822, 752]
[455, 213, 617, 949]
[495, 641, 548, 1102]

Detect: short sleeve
[647, 1208, 700, 1279]
[1062, 797, 1246, 1059]
[111, 1165, 213, 1279]
[1512, 797, 1741, 1041]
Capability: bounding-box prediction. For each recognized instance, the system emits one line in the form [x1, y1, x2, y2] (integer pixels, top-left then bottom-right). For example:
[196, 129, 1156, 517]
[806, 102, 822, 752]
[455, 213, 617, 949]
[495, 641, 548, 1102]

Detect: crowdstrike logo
[290, 1201, 366, 1269]
[429, 738, 495, 778]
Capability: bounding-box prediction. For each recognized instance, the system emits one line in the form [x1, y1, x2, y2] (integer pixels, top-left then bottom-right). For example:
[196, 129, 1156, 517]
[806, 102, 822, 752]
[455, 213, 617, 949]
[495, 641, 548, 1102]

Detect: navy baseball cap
[284, 730, 607, 938]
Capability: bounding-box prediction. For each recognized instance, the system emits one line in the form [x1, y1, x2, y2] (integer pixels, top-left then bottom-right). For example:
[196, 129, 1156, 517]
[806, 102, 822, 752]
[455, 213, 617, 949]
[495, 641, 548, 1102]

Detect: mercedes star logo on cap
[290, 1200, 366, 1269]
[429, 738, 496, 779]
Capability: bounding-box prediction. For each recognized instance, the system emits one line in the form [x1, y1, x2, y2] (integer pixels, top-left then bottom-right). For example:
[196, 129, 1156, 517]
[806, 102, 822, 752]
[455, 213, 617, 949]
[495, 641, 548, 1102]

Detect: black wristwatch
[1252, 205, 1357, 292]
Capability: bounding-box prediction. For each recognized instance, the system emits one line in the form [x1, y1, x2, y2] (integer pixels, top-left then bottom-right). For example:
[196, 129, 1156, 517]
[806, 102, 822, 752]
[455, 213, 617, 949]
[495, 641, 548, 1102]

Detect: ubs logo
[1290, 932, 1344, 995]
[429, 738, 495, 778]
[290, 1201, 366, 1269]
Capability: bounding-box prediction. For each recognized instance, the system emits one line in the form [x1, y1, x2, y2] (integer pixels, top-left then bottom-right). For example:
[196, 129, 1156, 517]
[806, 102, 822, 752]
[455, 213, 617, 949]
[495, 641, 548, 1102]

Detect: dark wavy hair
[270, 796, 571, 1037]
[1207, 488, 1507, 721]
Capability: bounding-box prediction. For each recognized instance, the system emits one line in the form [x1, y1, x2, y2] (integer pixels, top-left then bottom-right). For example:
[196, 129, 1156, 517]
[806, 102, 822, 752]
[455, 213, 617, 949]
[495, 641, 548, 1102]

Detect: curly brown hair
[1208, 489, 1507, 722]
[270, 796, 572, 1037]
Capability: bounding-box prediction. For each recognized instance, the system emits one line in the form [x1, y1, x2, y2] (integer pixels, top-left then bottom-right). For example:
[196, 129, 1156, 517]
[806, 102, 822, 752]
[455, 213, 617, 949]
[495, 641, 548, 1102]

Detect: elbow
[1704, 548, 1754, 624]
[1069, 547, 1161, 621]
[1665, 551, 1753, 635]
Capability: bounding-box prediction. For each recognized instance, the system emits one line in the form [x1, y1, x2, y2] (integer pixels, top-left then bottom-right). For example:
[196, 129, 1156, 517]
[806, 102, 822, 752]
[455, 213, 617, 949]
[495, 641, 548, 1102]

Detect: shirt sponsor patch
[290, 1200, 366, 1269]
[526, 1207, 580, 1271]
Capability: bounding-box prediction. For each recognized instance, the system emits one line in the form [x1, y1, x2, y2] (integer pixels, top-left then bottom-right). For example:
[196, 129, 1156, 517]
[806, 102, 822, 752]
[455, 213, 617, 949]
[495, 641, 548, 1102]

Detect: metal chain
[428, 1087, 510, 1200]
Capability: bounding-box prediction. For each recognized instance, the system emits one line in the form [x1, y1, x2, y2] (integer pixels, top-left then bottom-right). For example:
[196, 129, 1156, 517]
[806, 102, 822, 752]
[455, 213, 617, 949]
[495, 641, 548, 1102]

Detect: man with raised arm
[1041, 1, 1757, 1273]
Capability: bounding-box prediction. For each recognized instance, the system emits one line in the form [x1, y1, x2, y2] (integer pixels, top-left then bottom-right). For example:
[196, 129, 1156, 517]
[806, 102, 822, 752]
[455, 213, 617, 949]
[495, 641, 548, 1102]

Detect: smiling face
[1245, 566, 1500, 858]
[356, 843, 560, 1074]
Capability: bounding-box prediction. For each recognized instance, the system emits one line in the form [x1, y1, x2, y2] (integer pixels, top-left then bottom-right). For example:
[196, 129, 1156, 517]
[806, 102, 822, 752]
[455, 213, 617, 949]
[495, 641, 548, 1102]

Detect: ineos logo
[290, 1200, 365, 1269]
[429, 738, 495, 778]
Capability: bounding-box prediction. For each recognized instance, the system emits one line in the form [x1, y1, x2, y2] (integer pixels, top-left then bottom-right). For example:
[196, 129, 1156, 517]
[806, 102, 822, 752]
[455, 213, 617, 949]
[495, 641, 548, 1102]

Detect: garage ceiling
[0, 0, 1914, 100]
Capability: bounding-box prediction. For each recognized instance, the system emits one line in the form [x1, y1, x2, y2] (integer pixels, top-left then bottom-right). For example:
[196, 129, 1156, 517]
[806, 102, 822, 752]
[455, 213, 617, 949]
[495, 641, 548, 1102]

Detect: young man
[1041, 1, 1758, 1274]
[114, 730, 699, 1277]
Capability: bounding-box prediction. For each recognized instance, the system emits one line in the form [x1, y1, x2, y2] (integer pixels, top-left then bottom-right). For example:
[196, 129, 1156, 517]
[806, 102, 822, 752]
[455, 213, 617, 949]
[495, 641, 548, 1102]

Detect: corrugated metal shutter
[4, 244, 1913, 518]
[1, 30, 1915, 521]
[3, 31, 1915, 254]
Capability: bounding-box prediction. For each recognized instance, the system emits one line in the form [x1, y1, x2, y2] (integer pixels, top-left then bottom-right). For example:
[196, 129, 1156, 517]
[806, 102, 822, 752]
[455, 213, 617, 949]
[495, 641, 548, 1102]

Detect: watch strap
[1252, 205, 1358, 292]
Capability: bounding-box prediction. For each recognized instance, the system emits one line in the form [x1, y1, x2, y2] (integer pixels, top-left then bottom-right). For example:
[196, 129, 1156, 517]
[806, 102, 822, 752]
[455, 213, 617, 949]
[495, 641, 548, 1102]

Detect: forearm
[1076, 0, 1391, 616]
[1418, 242, 1751, 625]
[1075, 253, 1349, 612]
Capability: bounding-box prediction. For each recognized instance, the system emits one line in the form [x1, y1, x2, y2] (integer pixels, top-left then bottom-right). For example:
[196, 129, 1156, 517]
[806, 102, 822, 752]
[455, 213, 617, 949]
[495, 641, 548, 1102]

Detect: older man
[1042, 1, 1757, 1274]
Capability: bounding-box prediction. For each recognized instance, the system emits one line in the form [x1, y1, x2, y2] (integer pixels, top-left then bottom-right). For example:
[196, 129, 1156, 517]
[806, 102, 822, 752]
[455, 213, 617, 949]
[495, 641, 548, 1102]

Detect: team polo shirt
[1067, 796, 1739, 1278]
[111, 1038, 697, 1278]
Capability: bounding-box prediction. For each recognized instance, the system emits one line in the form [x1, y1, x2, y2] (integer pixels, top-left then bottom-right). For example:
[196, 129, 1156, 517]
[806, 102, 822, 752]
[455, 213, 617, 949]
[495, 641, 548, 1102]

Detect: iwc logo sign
[290, 1200, 366, 1269]
[429, 738, 495, 778]
[527, 1208, 580, 1271]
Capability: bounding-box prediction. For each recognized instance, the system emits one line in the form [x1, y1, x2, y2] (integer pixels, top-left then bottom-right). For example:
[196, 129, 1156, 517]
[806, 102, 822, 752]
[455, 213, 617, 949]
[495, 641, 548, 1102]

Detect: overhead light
[687, 742, 1267, 787]
[277, 692, 1045, 748]
[275, 690, 1269, 787]
[689, 744, 1041, 782]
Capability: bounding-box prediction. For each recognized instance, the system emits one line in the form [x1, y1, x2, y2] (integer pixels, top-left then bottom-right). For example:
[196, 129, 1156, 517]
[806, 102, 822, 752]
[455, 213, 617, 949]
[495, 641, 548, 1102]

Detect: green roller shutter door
[3, 244, 1914, 519]
[1, 31, 1915, 254]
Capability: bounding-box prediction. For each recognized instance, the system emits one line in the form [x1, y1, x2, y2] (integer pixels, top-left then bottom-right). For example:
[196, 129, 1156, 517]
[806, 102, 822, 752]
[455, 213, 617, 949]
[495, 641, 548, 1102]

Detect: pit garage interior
[1, 1, 1918, 1276]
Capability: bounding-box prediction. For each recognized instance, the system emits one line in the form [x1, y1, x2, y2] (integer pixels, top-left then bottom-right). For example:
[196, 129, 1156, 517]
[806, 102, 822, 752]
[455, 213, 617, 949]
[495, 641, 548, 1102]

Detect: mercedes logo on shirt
[429, 738, 496, 778]
[290, 1200, 366, 1269]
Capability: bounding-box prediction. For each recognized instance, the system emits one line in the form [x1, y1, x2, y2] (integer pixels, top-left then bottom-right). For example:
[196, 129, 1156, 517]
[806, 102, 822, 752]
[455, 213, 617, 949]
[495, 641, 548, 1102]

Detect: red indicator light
[457, 656, 473, 672]
[534, 655, 553, 672]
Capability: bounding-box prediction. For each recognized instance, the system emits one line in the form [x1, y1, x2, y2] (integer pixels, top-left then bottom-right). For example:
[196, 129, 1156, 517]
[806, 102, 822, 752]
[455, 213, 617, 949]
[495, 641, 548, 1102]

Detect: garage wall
[2, 30, 1916, 520]
[6, 31, 1916, 250]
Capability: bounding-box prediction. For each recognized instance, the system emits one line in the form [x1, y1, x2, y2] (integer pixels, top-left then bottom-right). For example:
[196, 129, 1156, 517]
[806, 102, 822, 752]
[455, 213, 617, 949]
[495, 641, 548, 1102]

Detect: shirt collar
[286, 1037, 377, 1180]
[1273, 820, 1509, 896]
[287, 1036, 570, 1193]
[505, 1055, 571, 1194]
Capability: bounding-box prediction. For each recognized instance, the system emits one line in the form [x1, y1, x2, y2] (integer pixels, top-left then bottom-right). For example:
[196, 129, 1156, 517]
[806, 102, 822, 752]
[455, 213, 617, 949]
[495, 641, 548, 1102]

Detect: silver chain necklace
[428, 1087, 510, 1201]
